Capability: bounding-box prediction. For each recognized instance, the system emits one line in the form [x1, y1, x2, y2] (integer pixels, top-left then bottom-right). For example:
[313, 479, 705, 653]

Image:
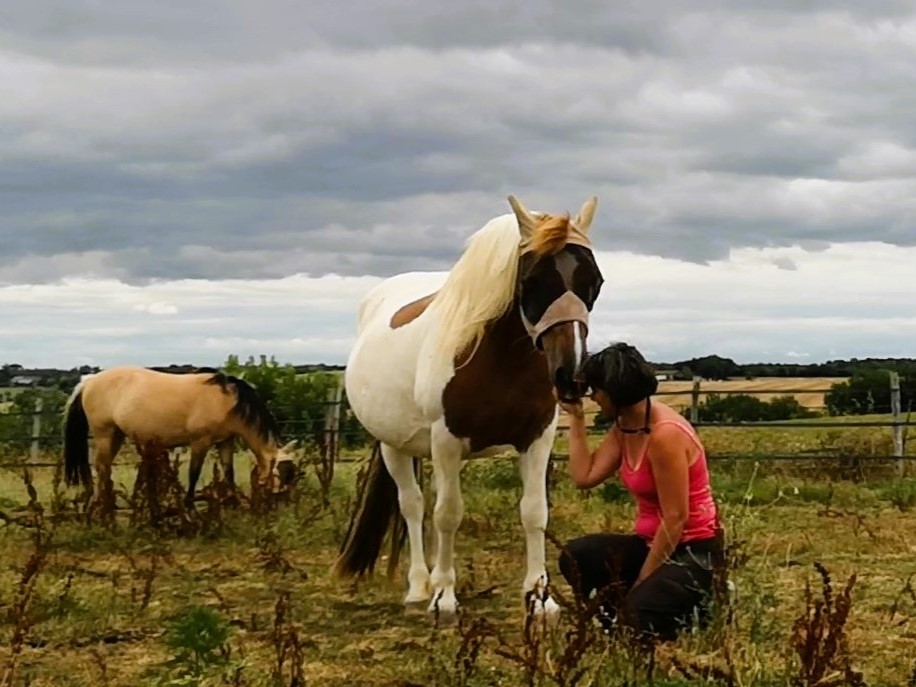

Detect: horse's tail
[63, 384, 91, 487]
[333, 441, 408, 581]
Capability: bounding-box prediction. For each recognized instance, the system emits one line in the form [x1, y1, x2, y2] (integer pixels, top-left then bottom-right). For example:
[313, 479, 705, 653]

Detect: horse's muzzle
[554, 367, 588, 403]
[276, 460, 298, 487]
[543, 321, 589, 402]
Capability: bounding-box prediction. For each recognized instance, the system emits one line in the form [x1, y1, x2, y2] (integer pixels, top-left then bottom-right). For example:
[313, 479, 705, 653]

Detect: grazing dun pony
[335, 194, 605, 625]
[62, 366, 297, 505]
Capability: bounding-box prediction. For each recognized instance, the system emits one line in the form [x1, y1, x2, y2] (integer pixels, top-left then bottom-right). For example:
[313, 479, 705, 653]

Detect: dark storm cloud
[2, 1, 916, 285]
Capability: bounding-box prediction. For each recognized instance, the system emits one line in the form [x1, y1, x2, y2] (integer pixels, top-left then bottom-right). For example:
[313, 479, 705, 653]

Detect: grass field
[1, 440, 916, 686]
[557, 378, 848, 429]
[654, 377, 847, 412]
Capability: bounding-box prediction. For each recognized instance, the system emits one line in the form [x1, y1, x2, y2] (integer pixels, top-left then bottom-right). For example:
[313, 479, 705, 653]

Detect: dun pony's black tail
[333, 441, 409, 581]
[63, 389, 91, 487]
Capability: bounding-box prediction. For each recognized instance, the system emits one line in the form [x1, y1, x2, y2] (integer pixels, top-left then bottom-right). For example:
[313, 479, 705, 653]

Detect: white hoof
[428, 589, 459, 627]
[528, 595, 561, 633]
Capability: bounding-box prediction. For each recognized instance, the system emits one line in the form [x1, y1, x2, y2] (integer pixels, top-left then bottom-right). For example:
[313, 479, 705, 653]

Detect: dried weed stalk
[130, 441, 200, 536]
[120, 543, 172, 611]
[89, 648, 111, 687]
[790, 562, 866, 687]
[1, 493, 53, 687]
[126, 441, 228, 536]
[271, 591, 307, 687]
[434, 531, 657, 687]
[255, 528, 302, 577]
[886, 573, 916, 625]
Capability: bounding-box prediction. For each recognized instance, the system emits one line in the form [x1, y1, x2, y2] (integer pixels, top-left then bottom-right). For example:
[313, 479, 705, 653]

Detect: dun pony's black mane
[151, 365, 220, 375]
[205, 373, 282, 445]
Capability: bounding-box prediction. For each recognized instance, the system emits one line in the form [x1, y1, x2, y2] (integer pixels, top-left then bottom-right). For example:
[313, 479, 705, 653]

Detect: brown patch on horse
[526, 214, 572, 257]
[390, 292, 437, 329]
[441, 310, 556, 453]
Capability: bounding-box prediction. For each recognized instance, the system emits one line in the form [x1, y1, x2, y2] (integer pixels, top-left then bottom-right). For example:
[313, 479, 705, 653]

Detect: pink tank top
[618, 420, 718, 543]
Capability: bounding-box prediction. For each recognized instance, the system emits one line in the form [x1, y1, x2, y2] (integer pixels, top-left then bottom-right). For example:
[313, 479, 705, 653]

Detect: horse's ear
[508, 194, 537, 242]
[281, 439, 298, 452]
[574, 195, 598, 235]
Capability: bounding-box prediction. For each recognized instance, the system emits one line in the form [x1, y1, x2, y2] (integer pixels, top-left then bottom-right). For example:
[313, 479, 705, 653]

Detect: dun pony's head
[509, 194, 604, 403]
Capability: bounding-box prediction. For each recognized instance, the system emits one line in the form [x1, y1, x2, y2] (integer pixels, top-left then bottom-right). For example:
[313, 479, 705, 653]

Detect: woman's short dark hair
[581, 342, 658, 407]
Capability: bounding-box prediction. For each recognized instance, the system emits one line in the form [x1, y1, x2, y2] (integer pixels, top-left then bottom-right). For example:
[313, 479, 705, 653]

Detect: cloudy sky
[2, 1, 916, 369]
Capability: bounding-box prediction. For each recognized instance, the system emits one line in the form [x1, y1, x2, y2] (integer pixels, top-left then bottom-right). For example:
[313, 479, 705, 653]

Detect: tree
[222, 355, 369, 450]
[688, 393, 818, 423]
[0, 387, 68, 455]
[671, 355, 744, 381]
[825, 369, 916, 416]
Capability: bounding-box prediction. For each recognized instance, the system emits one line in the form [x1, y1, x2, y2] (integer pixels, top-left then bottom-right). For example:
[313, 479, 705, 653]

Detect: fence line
[5, 451, 916, 472]
[1, 374, 910, 473]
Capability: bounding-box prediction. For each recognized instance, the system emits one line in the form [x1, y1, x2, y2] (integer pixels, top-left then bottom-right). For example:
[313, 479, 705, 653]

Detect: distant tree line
[5, 355, 915, 388]
[657, 355, 916, 382]
[2, 356, 913, 449]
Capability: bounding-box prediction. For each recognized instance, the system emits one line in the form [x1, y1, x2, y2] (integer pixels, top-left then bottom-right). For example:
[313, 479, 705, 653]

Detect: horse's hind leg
[428, 421, 466, 624]
[519, 416, 560, 630]
[92, 429, 123, 512]
[381, 443, 431, 607]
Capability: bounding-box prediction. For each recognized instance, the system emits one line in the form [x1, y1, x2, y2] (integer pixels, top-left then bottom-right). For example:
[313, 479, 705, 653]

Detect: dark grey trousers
[558, 533, 719, 641]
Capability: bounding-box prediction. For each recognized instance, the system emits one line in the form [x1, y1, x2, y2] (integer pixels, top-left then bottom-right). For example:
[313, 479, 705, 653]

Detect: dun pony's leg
[428, 421, 466, 623]
[186, 441, 211, 505]
[92, 431, 122, 509]
[519, 413, 560, 629]
[380, 443, 430, 605]
[252, 451, 274, 491]
[216, 439, 235, 486]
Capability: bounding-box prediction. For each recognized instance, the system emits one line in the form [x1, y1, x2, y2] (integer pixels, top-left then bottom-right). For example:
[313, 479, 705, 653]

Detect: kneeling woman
[558, 342, 721, 641]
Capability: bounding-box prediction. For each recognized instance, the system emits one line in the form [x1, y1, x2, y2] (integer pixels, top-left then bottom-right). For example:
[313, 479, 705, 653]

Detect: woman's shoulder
[651, 403, 694, 433]
[649, 407, 704, 453]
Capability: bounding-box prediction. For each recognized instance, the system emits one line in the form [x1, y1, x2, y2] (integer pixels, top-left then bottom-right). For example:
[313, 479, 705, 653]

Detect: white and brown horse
[62, 366, 297, 505]
[335, 194, 604, 626]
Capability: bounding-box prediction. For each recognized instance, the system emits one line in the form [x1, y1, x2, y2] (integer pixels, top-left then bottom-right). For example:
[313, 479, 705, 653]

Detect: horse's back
[81, 366, 232, 445]
[356, 272, 446, 331]
[346, 271, 448, 454]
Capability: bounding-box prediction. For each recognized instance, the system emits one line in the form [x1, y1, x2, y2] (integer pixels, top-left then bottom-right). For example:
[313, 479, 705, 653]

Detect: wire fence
[0, 375, 912, 474]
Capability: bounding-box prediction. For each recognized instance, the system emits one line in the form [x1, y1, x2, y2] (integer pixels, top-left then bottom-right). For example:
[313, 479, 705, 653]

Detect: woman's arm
[561, 402, 621, 489]
[636, 425, 691, 584]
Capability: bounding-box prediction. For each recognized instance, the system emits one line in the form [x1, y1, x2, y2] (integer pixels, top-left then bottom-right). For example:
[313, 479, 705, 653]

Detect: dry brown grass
[1, 456, 915, 686]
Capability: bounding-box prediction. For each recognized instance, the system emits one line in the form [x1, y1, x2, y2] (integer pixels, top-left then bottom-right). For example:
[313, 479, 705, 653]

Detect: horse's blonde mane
[430, 211, 573, 363]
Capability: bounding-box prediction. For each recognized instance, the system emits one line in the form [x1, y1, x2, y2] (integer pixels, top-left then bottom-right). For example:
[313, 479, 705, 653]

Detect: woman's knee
[557, 537, 588, 589]
[619, 574, 707, 641]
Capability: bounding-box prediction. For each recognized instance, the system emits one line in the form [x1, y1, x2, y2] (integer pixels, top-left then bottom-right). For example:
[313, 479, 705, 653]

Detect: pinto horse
[62, 366, 297, 505]
[334, 194, 604, 626]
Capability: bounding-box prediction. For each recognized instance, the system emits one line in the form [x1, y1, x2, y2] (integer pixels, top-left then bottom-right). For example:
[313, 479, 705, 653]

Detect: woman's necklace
[617, 398, 652, 435]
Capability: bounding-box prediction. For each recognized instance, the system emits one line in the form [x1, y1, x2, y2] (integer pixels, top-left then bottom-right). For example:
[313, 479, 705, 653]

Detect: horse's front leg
[251, 450, 277, 493]
[216, 439, 235, 487]
[186, 441, 212, 507]
[428, 421, 466, 625]
[380, 443, 430, 607]
[518, 412, 560, 631]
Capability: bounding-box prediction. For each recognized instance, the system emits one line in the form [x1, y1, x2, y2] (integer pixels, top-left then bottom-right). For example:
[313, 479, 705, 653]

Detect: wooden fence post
[323, 377, 345, 466]
[889, 372, 903, 476]
[30, 397, 43, 464]
[690, 376, 701, 425]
